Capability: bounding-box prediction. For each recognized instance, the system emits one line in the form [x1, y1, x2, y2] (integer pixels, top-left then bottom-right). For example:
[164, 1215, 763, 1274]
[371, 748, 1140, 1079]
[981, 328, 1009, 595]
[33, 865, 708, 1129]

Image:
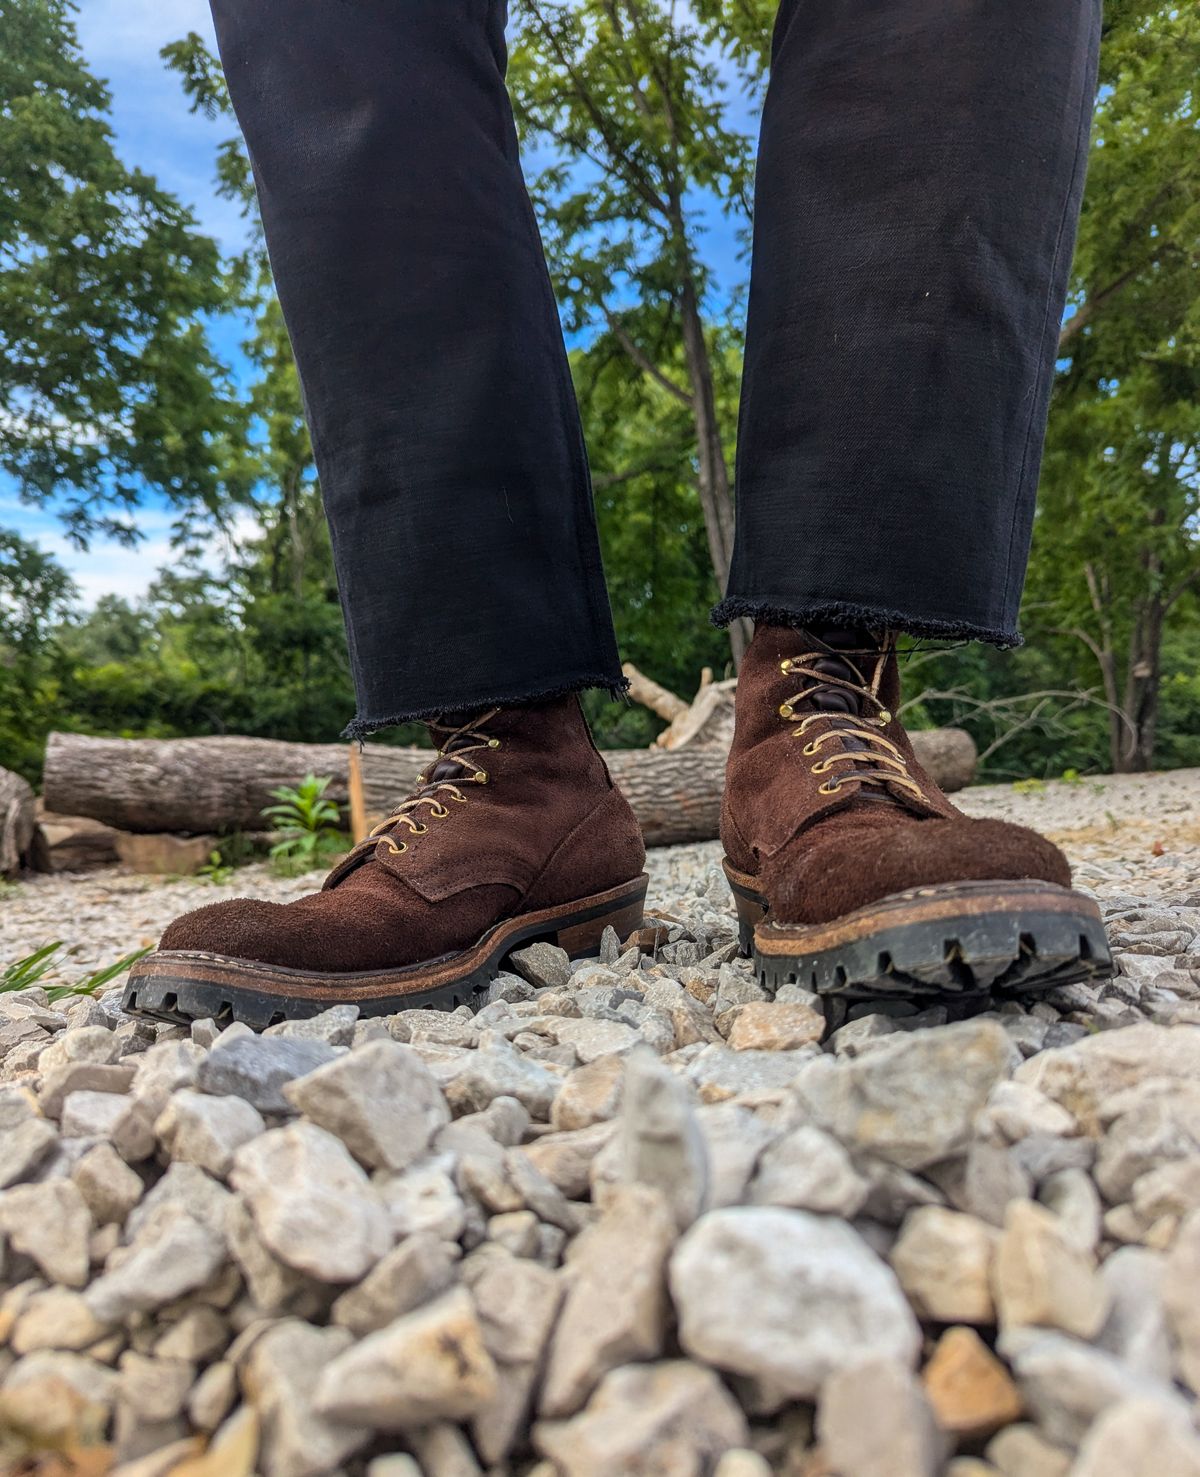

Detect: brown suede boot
[722, 625, 1112, 1007]
[124, 697, 647, 1028]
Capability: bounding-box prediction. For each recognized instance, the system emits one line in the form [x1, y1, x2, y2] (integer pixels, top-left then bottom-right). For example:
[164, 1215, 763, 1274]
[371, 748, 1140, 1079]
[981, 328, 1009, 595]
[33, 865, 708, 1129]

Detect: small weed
[197, 849, 235, 885]
[1012, 777, 1047, 795]
[263, 773, 349, 876]
[2, 942, 152, 1002]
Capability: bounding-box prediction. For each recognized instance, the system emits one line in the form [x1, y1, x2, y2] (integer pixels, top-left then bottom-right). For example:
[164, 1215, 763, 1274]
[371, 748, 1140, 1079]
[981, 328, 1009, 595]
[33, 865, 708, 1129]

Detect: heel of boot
[722, 856, 768, 958]
[553, 876, 649, 959]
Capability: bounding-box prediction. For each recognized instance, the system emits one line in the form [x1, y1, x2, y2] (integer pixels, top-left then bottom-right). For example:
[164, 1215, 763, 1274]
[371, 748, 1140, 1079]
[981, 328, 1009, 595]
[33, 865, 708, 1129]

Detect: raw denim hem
[341, 673, 631, 742]
[710, 596, 1023, 651]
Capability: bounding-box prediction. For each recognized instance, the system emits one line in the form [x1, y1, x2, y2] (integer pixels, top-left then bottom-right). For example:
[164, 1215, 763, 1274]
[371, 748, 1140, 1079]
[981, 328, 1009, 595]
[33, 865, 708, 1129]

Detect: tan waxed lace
[778, 642, 926, 801]
[368, 707, 502, 858]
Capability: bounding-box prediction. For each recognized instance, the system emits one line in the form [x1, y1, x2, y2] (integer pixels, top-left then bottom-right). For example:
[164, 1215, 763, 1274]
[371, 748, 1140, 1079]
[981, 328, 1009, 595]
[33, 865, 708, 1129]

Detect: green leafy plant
[262, 773, 348, 875]
[2, 943, 152, 1002]
[197, 849, 235, 885]
[1011, 777, 1047, 795]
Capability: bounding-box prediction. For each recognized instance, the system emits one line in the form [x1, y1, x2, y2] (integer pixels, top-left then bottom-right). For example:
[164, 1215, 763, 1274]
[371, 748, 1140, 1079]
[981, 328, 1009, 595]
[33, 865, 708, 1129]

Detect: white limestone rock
[535, 1360, 748, 1477]
[230, 1122, 391, 1283]
[890, 1206, 998, 1324]
[155, 1089, 265, 1179]
[85, 1213, 226, 1323]
[314, 1287, 497, 1431]
[670, 1207, 920, 1398]
[748, 1124, 867, 1217]
[0, 1181, 92, 1287]
[331, 1231, 460, 1336]
[283, 1039, 450, 1172]
[244, 1319, 370, 1477]
[992, 1199, 1109, 1338]
[819, 1356, 948, 1477]
[540, 1183, 675, 1418]
[792, 1019, 1016, 1170]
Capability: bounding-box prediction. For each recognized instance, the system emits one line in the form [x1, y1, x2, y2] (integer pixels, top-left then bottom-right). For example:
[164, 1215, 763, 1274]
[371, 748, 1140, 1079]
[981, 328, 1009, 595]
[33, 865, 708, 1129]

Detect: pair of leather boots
[125, 626, 1111, 1029]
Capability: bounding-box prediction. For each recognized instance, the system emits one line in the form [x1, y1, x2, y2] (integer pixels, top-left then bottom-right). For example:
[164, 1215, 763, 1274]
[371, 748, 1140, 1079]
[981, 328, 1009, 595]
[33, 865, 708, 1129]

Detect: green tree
[0, 0, 245, 545]
[1028, 0, 1200, 771]
[0, 528, 76, 774]
[508, 0, 759, 664]
[573, 331, 738, 743]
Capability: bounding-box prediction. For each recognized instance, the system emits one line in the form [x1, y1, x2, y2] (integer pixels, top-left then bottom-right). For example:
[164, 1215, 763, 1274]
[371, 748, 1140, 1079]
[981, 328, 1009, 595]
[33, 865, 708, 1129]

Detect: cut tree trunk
[42, 727, 977, 850]
[0, 766, 36, 877]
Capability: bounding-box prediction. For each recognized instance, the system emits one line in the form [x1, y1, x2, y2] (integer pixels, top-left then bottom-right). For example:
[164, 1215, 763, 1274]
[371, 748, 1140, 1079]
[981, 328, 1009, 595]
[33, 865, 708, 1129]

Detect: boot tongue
[800, 630, 888, 791]
[425, 728, 477, 785]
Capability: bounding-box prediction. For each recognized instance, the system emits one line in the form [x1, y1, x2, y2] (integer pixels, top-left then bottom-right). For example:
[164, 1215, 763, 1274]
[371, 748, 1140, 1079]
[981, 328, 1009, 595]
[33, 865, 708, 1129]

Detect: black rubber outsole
[122, 960, 499, 1032]
[742, 906, 1113, 1004]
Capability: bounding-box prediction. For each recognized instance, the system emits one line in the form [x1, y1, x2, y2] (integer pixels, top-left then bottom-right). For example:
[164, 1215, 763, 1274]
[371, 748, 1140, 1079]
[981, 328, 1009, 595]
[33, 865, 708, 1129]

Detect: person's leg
[216, 0, 624, 732]
[127, 0, 645, 1027]
[720, 0, 1100, 641]
[720, 0, 1113, 1009]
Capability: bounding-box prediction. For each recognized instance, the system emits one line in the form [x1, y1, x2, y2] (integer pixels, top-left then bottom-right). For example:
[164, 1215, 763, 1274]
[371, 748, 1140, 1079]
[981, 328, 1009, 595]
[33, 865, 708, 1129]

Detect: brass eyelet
[876, 710, 892, 725]
[430, 803, 450, 819]
[382, 838, 407, 856]
[488, 738, 502, 748]
[415, 773, 427, 786]
[778, 703, 793, 719]
[817, 779, 842, 796]
[780, 659, 792, 674]
[811, 758, 833, 775]
[409, 823, 428, 835]
[450, 792, 468, 803]
[474, 771, 488, 784]
[801, 740, 819, 757]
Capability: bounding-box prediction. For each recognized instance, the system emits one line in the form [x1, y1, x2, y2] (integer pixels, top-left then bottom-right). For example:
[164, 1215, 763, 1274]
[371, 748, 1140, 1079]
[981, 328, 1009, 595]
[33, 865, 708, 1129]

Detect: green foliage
[508, 3, 762, 660]
[0, 0, 245, 545]
[1023, 0, 1200, 771]
[0, 5, 1196, 783]
[263, 774, 348, 875]
[197, 850, 235, 886]
[1, 941, 151, 1001]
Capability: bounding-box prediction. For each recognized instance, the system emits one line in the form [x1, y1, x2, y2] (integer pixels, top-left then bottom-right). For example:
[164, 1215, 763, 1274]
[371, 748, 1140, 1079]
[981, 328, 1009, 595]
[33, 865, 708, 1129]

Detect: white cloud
[1, 496, 264, 608]
[74, 0, 248, 254]
[76, 0, 217, 66]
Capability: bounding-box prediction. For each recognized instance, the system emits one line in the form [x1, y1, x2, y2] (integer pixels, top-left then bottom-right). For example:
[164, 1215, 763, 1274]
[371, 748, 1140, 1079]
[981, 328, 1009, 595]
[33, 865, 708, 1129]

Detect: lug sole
[723, 859, 1113, 1005]
[121, 874, 649, 1030]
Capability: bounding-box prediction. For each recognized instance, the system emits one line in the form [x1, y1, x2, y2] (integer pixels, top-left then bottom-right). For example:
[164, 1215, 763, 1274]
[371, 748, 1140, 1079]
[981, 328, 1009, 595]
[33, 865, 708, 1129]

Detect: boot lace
[778, 639, 925, 802]
[368, 707, 502, 858]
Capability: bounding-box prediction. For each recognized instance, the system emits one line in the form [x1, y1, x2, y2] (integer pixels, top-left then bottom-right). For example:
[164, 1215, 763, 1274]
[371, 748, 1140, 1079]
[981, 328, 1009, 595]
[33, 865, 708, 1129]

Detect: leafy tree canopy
[0, 0, 244, 546]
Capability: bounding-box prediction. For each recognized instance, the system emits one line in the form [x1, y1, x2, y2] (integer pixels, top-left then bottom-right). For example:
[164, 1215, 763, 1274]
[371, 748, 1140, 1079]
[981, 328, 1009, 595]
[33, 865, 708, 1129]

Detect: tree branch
[605, 314, 695, 404]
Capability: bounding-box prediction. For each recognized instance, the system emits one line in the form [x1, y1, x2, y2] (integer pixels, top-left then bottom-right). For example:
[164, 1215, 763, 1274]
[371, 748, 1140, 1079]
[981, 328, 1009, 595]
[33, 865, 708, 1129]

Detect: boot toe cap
[763, 815, 1073, 925]
[159, 897, 303, 964]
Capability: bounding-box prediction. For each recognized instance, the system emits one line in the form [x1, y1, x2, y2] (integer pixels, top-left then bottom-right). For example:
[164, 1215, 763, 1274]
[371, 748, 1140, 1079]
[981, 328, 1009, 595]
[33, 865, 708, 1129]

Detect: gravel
[0, 768, 1195, 1473]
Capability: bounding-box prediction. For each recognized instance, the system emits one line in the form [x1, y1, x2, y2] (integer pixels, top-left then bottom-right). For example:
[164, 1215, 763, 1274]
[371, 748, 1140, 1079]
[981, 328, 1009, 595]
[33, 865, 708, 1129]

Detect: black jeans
[209, 0, 1100, 738]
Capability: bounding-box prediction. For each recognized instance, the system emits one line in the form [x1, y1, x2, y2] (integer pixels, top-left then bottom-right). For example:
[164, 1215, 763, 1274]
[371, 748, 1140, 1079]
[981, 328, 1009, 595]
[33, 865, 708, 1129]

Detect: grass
[2, 942, 152, 1004]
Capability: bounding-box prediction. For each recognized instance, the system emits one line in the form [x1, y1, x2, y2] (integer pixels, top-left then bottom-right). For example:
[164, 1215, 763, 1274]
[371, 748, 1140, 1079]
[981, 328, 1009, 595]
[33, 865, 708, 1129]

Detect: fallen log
[1, 766, 35, 877]
[43, 726, 977, 849]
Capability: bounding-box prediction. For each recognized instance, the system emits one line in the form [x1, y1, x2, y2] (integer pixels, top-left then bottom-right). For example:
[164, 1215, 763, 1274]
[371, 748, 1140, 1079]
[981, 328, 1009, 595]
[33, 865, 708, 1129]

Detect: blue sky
[5, 2, 754, 606]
